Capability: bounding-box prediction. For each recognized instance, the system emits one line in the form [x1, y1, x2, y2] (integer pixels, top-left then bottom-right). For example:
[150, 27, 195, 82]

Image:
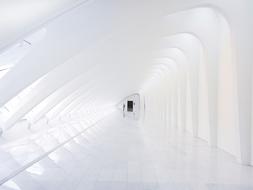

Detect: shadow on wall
[117, 93, 140, 120]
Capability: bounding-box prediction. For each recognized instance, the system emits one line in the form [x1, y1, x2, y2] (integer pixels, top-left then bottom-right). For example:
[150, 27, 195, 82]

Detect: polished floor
[1, 113, 253, 190]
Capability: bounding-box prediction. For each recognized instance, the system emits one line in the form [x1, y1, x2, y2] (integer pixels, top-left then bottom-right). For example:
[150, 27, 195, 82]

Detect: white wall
[0, 0, 252, 167]
[140, 4, 252, 166]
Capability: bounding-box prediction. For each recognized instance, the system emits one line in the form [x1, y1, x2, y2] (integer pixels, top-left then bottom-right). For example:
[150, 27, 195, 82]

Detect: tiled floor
[1, 113, 253, 190]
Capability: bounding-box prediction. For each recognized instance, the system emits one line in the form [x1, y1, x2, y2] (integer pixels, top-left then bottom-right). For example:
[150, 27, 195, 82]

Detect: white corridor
[0, 1, 253, 190]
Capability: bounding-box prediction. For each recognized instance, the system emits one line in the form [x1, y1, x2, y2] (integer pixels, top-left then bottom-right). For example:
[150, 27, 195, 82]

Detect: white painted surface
[1, 113, 253, 190]
[0, 0, 252, 187]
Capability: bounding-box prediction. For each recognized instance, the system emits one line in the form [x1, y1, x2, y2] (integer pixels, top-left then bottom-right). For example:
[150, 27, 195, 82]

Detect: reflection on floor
[1, 113, 253, 190]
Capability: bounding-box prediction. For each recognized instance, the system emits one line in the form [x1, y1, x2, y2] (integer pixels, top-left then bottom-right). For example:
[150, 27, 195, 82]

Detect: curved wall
[140, 6, 248, 165]
[0, 1, 252, 184]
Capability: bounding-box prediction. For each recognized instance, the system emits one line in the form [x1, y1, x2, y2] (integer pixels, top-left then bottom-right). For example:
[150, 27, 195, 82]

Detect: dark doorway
[127, 101, 133, 112]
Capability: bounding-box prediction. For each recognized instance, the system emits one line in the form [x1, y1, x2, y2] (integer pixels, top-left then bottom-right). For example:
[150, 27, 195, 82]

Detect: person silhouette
[123, 104, 125, 117]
